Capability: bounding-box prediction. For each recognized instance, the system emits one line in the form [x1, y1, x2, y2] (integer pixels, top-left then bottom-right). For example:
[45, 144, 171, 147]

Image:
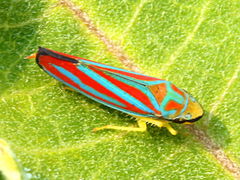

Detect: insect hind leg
[93, 120, 147, 132]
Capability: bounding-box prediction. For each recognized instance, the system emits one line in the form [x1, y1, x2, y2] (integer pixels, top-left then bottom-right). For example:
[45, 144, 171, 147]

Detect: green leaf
[0, 0, 239, 179]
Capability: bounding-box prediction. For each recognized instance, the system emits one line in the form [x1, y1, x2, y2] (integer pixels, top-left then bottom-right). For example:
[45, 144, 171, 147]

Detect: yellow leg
[93, 120, 147, 132]
[138, 117, 177, 135]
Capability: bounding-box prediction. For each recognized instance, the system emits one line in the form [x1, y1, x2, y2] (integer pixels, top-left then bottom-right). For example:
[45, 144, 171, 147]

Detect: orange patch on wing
[149, 83, 167, 105]
[165, 100, 183, 111]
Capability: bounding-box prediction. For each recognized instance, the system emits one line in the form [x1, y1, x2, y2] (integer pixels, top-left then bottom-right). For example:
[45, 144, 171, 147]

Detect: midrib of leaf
[60, 0, 240, 178]
[60, 0, 141, 73]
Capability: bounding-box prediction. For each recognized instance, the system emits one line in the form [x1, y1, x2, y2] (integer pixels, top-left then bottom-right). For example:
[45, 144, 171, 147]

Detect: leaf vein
[60, 0, 141, 72]
[121, 0, 149, 40]
[208, 62, 240, 120]
[24, 133, 126, 155]
[160, 0, 211, 76]
[0, 18, 42, 29]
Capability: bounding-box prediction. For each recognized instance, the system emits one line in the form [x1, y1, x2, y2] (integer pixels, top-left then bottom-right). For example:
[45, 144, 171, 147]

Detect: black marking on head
[155, 115, 202, 124]
[36, 47, 79, 69]
[172, 114, 204, 124]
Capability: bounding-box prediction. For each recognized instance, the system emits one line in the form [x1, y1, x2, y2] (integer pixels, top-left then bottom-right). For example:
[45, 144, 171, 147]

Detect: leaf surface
[0, 0, 239, 179]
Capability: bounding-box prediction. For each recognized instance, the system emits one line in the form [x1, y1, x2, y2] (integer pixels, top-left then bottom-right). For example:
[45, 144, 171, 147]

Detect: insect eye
[184, 113, 192, 120]
[190, 95, 196, 102]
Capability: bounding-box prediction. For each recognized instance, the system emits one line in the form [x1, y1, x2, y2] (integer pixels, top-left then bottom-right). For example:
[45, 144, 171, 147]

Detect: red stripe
[39, 55, 148, 115]
[165, 100, 183, 111]
[90, 67, 161, 114]
[40, 58, 120, 107]
[171, 84, 185, 96]
[91, 65, 161, 81]
[46, 48, 161, 81]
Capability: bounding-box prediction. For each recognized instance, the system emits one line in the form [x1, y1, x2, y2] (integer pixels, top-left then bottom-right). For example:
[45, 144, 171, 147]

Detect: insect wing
[82, 61, 188, 119]
[36, 47, 164, 117]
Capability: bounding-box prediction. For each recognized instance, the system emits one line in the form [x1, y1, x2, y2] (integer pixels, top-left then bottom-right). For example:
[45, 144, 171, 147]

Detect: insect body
[28, 47, 204, 135]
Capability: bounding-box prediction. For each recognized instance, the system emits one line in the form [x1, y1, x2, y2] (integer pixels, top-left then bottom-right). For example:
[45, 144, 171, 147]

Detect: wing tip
[37, 46, 49, 56]
[36, 47, 79, 64]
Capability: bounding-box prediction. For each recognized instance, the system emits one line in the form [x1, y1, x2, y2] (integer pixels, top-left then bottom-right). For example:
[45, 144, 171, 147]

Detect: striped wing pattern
[37, 48, 188, 120]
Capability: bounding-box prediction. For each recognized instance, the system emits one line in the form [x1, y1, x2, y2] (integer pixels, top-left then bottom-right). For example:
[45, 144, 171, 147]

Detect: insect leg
[137, 117, 178, 135]
[92, 120, 147, 132]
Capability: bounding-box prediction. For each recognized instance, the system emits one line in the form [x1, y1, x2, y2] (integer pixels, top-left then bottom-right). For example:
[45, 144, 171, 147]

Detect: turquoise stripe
[111, 74, 165, 85]
[51, 64, 125, 107]
[180, 92, 189, 115]
[77, 65, 155, 114]
[142, 80, 166, 85]
[166, 82, 184, 104]
[81, 59, 166, 85]
[81, 59, 147, 76]
[159, 82, 185, 118]
[111, 73, 161, 112]
[160, 96, 177, 117]
[45, 68, 158, 117]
